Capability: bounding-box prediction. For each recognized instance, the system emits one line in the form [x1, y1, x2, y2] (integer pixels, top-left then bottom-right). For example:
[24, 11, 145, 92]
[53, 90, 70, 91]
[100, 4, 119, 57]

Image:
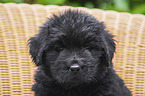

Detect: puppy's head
[28, 10, 115, 88]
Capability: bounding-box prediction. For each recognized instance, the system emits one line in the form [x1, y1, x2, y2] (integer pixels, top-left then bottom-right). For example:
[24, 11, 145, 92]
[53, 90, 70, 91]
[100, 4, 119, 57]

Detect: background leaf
[132, 4, 145, 14]
[0, 0, 145, 14]
[113, 0, 129, 11]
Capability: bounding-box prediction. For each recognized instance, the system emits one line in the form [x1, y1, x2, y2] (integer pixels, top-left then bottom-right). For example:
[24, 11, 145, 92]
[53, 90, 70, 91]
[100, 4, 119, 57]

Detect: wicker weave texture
[0, 3, 145, 96]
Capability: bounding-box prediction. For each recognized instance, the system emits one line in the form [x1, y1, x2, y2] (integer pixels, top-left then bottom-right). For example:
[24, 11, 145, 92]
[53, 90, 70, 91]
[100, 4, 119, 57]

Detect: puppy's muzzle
[70, 64, 80, 71]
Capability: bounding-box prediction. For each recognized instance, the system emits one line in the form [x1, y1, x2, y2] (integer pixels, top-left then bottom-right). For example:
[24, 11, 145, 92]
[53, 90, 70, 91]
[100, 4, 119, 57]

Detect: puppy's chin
[58, 80, 84, 89]
[56, 75, 94, 89]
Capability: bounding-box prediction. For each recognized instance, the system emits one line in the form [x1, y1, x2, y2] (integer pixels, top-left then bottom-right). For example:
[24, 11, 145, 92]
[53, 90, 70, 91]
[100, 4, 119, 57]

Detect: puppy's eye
[56, 47, 64, 52]
[58, 47, 64, 51]
[86, 46, 92, 50]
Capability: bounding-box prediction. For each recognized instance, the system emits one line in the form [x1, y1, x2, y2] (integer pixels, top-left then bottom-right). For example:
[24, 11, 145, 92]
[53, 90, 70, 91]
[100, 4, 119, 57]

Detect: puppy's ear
[28, 35, 46, 66]
[101, 31, 116, 67]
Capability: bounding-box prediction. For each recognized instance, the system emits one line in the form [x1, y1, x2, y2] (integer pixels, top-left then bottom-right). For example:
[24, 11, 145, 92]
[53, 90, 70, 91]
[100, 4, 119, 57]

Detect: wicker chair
[0, 3, 145, 96]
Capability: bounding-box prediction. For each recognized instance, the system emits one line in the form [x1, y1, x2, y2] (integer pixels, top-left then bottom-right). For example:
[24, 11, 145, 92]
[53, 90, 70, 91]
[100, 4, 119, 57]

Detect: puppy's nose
[70, 64, 80, 71]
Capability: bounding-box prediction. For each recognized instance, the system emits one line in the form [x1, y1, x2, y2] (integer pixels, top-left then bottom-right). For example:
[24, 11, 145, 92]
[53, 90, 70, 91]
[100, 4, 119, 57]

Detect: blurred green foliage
[0, 0, 145, 14]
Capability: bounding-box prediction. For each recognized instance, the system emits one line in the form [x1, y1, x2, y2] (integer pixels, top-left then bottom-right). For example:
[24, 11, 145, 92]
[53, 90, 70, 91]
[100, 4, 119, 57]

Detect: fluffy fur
[28, 10, 132, 96]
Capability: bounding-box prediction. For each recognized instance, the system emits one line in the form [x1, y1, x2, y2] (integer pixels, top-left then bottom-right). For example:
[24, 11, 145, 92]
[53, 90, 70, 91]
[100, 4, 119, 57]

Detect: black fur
[28, 10, 132, 96]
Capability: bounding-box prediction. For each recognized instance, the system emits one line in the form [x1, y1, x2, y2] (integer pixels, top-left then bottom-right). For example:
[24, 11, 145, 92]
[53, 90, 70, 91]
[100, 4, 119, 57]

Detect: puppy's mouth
[69, 75, 80, 81]
[65, 79, 81, 83]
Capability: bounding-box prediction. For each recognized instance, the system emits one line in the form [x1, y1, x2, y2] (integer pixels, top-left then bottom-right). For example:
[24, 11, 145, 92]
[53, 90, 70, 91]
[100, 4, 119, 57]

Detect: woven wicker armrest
[0, 3, 145, 96]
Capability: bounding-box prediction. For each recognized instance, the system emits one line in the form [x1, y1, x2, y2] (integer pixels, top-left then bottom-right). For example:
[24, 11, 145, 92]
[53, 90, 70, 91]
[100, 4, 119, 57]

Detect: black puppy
[28, 10, 132, 96]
